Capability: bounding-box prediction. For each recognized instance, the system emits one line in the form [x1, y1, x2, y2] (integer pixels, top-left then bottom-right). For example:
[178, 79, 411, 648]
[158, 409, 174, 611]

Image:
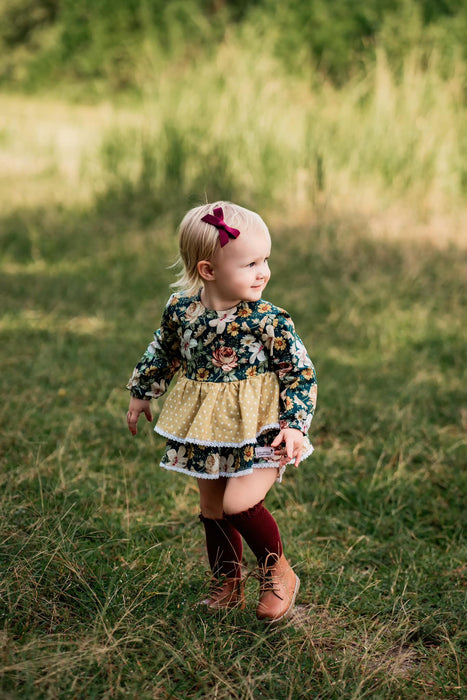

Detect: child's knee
[223, 489, 260, 516]
[223, 469, 277, 515]
[222, 496, 240, 517]
[200, 503, 224, 519]
[198, 478, 227, 519]
[199, 490, 224, 519]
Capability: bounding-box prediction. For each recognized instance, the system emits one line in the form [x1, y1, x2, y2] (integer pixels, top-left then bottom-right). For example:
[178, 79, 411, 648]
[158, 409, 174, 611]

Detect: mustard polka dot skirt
[155, 373, 313, 479]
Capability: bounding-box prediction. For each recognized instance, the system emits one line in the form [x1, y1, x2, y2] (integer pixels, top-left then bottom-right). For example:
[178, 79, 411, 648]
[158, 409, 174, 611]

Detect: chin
[248, 288, 264, 300]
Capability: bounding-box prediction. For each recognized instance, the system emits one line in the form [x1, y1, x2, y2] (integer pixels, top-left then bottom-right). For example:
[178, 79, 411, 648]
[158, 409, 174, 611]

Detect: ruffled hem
[154, 421, 280, 448]
[160, 460, 287, 482]
[159, 442, 314, 483]
[160, 462, 252, 479]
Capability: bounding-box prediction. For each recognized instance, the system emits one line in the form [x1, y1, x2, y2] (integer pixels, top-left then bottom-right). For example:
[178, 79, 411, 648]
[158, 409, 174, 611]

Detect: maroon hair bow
[201, 207, 240, 247]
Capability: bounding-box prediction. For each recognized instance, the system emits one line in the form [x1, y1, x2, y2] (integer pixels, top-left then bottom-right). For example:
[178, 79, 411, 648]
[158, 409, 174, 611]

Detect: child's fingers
[271, 431, 284, 448]
[272, 428, 304, 468]
[289, 448, 300, 468]
[143, 405, 153, 422]
[285, 437, 302, 468]
[127, 410, 140, 435]
[127, 399, 153, 436]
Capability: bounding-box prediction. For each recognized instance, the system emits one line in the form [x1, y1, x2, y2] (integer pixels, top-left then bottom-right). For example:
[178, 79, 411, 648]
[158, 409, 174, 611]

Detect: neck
[200, 285, 240, 311]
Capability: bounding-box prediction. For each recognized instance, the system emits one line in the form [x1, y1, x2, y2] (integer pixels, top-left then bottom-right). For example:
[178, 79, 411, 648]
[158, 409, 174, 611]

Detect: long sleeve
[126, 298, 182, 400]
[267, 311, 317, 433]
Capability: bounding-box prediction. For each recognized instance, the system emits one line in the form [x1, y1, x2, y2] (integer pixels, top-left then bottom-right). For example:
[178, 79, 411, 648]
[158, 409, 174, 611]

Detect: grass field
[0, 81, 466, 698]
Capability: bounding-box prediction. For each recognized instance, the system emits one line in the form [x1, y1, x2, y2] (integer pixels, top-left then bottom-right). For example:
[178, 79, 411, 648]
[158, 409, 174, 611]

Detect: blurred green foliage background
[1, 0, 466, 91]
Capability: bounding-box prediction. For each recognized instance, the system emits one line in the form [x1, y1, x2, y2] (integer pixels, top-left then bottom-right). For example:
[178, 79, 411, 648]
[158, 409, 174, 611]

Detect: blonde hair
[171, 201, 269, 296]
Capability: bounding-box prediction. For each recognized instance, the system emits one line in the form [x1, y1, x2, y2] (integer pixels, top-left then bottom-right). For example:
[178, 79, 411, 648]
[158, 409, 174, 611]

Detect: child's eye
[248, 262, 256, 267]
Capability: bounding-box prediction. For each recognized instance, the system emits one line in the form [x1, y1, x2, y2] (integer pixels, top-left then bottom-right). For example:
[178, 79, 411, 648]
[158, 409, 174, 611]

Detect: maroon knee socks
[200, 501, 284, 576]
[199, 514, 243, 579]
[225, 500, 283, 566]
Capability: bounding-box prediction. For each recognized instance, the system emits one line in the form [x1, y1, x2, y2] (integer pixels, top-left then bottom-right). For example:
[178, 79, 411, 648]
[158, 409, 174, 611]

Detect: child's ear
[197, 260, 215, 281]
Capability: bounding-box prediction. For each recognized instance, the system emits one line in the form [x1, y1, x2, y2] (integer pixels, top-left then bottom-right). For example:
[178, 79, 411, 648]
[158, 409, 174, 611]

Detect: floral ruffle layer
[160, 430, 314, 480]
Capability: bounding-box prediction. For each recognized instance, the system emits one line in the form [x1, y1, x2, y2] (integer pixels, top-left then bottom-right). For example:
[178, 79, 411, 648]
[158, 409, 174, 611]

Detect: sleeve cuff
[128, 386, 151, 400]
[279, 419, 306, 434]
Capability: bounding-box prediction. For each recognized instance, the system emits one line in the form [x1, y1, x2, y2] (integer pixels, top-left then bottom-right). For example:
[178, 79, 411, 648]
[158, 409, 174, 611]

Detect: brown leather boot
[199, 577, 245, 610]
[256, 553, 300, 622]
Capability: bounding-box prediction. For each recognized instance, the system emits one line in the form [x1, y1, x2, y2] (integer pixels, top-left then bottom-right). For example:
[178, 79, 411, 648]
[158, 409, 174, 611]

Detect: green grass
[0, 190, 465, 698]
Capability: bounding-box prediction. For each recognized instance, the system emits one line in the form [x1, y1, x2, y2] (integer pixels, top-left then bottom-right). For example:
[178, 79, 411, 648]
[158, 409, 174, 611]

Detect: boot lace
[251, 553, 285, 601]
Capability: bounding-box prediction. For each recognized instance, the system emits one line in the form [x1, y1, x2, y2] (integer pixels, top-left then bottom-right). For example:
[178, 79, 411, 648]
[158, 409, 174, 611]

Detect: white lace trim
[159, 443, 314, 482]
[160, 462, 253, 479]
[160, 462, 281, 480]
[154, 422, 280, 448]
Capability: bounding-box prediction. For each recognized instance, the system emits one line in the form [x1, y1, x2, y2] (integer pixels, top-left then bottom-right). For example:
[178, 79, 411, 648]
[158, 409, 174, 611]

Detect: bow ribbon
[201, 207, 241, 247]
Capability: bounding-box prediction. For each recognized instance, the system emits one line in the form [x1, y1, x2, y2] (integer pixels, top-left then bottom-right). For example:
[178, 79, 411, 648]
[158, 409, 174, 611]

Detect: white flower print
[146, 337, 161, 354]
[303, 415, 312, 431]
[180, 329, 197, 360]
[220, 454, 235, 473]
[185, 301, 204, 324]
[149, 380, 166, 398]
[250, 343, 266, 363]
[205, 453, 220, 474]
[292, 409, 312, 432]
[241, 335, 266, 363]
[209, 309, 237, 334]
[292, 398, 312, 430]
[166, 446, 188, 469]
[127, 368, 141, 388]
[241, 334, 256, 348]
[261, 324, 275, 355]
[295, 408, 308, 423]
[293, 339, 313, 368]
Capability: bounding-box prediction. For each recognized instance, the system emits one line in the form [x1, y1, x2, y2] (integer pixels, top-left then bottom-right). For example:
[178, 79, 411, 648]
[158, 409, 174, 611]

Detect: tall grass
[96, 42, 467, 228]
[1, 41, 465, 242]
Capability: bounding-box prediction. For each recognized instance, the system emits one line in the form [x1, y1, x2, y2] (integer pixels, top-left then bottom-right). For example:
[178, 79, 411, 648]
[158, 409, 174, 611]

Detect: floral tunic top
[127, 291, 317, 480]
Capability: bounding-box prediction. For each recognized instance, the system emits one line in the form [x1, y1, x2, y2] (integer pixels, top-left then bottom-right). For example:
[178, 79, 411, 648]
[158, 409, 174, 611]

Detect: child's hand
[271, 428, 304, 468]
[127, 397, 153, 435]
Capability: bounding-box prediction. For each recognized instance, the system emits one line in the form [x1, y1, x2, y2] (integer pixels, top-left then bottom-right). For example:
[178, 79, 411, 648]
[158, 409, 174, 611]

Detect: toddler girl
[126, 201, 317, 622]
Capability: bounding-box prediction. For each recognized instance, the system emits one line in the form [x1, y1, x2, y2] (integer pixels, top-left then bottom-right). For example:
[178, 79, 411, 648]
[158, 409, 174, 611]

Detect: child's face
[208, 226, 271, 308]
